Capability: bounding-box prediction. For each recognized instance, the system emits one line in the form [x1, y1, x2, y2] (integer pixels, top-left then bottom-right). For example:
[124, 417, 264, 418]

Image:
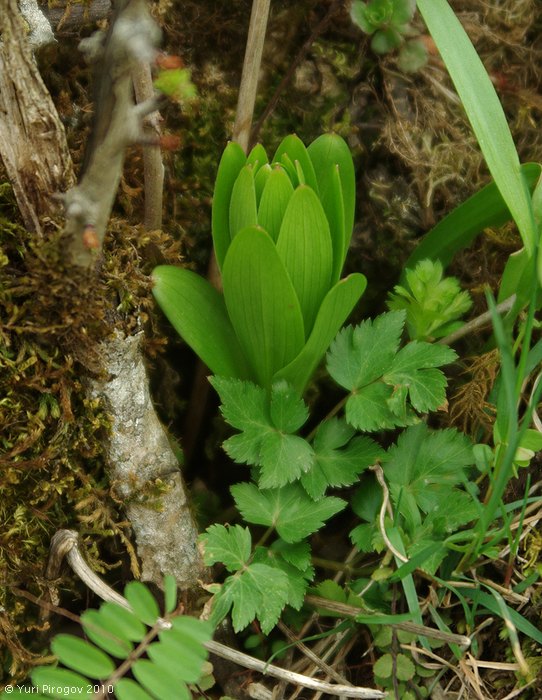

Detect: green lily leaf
[273, 134, 319, 194]
[404, 163, 541, 275]
[222, 226, 305, 388]
[152, 265, 248, 379]
[254, 163, 272, 204]
[229, 164, 258, 240]
[276, 186, 333, 332]
[211, 141, 246, 270]
[417, 0, 537, 256]
[258, 167, 295, 242]
[275, 273, 367, 394]
[308, 134, 356, 264]
[247, 143, 268, 171]
[277, 152, 300, 187]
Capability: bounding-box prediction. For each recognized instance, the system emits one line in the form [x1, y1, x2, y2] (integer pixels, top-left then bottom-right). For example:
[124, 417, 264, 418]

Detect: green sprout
[350, 0, 427, 72]
[153, 134, 366, 393]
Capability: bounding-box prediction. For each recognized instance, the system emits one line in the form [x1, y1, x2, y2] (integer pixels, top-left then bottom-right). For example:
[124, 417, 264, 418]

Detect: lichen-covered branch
[89, 333, 205, 588]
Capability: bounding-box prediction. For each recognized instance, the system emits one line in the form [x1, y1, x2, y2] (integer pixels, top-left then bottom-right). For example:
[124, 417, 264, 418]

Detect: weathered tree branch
[89, 333, 204, 588]
[1, 0, 205, 593]
[0, 0, 75, 232]
[63, 0, 160, 267]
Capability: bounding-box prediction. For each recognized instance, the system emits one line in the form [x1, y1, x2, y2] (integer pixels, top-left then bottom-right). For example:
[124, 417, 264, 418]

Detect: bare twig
[132, 59, 165, 230]
[250, 0, 342, 147]
[45, 530, 386, 699]
[233, 0, 272, 152]
[438, 295, 516, 346]
[304, 596, 471, 648]
[370, 464, 408, 563]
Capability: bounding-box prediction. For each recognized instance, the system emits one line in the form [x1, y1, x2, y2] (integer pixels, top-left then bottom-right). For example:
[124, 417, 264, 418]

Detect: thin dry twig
[45, 530, 386, 699]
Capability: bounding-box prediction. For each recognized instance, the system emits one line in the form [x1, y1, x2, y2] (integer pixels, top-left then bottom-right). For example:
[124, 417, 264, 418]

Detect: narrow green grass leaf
[229, 165, 258, 239]
[124, 581, 160, 626]
[152, 265, 248, 379]
[222, 227, 305, 388]
[415, 168, 539, 271]
[276, 186, 334, 332]
[51, 635, 115, 678]
[417, 0, 537, 254]
[466, 589, 542, 645]
[308, 134, 356, 257]
[211, 142, 246, 270]
[275, 273, 366, 394]
[273, 134, 319, 194]
[257, 167, 294, 241]
[405, 164, 541, 274]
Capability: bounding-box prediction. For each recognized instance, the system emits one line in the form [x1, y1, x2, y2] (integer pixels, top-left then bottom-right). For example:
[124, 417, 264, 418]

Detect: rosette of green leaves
[350, 0, 427, 72]
[153, 134, 366, 393]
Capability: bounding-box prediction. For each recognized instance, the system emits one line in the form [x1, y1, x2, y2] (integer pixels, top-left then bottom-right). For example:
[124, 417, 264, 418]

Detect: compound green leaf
[384, 341, 457, 413]
[276, 186, 333, 332]
[81, 609, 133, 659]
[258, 432, 314, 488]
[200, 524, 251, 571]
[327, 311, 406, 391]
[273, 134, 319, 194]
[163, 575, 177, 615]
[156, 619, 210, 683]
[32, 668, 91, 699]
[222, 227, 305, 388]
[252, 547, 312, 610]
[301, 419, 384, 500]
[308, 133, 356, 258]
[212, 141, 246, 270]
[152, 265, 248, 379]
[271, 539, 312, 571]
[169, 616, 214, 645]
[383, 425, 474, 530]
[275, 273, 366, 394]
[211, 377, 313, 486]
[124, 581, 160, 626]
[147, 641, 202, 685]
[51, 635, 114, 679]
[417, 0, 537, 255]
[114, 679, 154, 700]
[132, 659, 190, 700]
[257, 166, 294, 241]
[269, 380, 309, 432]
[231, 482, 346, 543]
[98, 603, 146, 643]
[345, 383, 413, 432]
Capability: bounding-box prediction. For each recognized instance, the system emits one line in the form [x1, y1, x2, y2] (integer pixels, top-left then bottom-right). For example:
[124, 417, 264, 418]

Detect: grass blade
[405, 163, 540, 273]
[417, 0, 537, 255]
